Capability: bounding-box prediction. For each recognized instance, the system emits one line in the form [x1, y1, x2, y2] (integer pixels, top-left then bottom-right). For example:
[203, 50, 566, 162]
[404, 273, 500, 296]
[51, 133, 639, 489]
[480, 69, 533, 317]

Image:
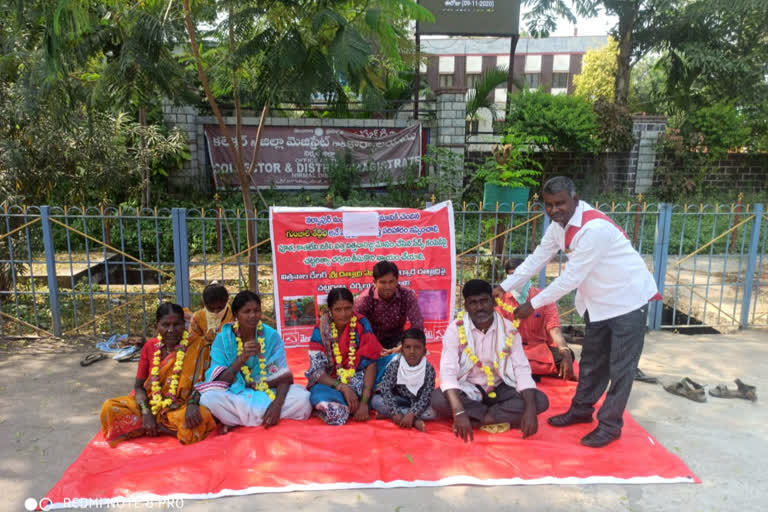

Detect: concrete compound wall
[163, 100, 765, 196]
[161, 102, 437, 194]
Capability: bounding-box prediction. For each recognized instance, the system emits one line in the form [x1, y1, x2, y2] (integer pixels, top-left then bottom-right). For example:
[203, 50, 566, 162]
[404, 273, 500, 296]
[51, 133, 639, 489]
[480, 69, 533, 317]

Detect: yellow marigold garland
[331, 315, 357, 383]
[234, 321, 275, 400]
[495, 297, 517, 315]
[149, 331, 190, 415]
[456, 310, 519, 399]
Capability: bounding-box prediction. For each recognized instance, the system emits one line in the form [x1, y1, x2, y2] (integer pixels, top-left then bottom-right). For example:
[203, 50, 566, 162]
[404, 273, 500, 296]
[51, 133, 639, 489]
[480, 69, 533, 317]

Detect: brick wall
[535, 152, 636, 195]
[655, 153, 768, 193]
[161, 102, 202, 193]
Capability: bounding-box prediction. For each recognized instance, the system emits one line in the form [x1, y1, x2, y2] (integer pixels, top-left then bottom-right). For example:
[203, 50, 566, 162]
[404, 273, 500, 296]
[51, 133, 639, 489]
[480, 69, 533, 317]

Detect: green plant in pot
[478, 132, 545, 211]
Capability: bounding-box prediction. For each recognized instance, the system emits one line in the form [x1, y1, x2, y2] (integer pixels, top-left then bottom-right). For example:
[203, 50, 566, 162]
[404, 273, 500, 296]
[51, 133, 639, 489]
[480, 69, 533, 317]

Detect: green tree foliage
[627, 54, 668, 115]
[592, 99, 634, 152]
[178, 0, 432, 290]
[648, 0, 768, 148]
[685, 103, 751, 159]
[573, 37, 618, 102]
[0, 83, 187, 205]
[0, 0, 195, 206]
[650, 0, 768, 110]
[523, 1, 677, 105]
[521, 0, 597, 38]
[656, 101, 752, 200]
[505, 89, 600, 153]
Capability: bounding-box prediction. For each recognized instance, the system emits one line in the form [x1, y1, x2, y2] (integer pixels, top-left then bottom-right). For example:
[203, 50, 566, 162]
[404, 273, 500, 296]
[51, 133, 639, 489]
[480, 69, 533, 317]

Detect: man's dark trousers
[569, 304, 648, 436]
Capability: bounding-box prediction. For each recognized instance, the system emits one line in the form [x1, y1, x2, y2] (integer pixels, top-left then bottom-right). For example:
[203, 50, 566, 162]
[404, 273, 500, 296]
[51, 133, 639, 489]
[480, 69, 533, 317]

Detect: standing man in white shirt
[494, 176, 660, 448]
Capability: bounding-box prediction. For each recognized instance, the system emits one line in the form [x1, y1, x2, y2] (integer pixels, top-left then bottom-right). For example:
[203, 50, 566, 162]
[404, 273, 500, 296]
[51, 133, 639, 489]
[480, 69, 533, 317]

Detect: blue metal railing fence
[0, 202, 765, 337]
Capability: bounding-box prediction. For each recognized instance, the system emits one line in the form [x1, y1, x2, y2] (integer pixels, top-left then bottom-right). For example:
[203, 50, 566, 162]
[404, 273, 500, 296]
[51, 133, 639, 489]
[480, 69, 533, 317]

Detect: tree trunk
[182, 0, 261, 290]
[139, 106, 149, 208]
[504, 33, 520, 117]
[227, 5, 260, 292]
[614, 2, 640, 105]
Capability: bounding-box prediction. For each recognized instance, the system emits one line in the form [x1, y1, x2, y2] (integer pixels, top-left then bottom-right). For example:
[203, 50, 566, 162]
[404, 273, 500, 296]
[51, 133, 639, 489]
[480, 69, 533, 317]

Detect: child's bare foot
[219, 424, 232, 435]
[414, 419, 426, 432]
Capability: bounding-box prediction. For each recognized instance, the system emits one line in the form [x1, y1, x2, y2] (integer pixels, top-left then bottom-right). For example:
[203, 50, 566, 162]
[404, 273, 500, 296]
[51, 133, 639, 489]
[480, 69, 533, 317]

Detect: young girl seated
[371, 328, 436, 432]
[189, 282, 233, 345]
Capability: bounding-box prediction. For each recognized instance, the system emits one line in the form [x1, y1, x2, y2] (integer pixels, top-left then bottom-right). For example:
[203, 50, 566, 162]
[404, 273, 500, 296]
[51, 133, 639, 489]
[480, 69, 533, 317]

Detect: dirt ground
[1, 329, 766, 512]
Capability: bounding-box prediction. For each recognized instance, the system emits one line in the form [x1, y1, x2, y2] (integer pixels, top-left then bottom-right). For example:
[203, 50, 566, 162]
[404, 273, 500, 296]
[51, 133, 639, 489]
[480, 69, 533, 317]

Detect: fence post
[650, 203, 672, 330]
[740, 203, 763, 328]
[538, 214, 550, 288]
[172, 208, 191, 308]
[40, 206, 62, 336]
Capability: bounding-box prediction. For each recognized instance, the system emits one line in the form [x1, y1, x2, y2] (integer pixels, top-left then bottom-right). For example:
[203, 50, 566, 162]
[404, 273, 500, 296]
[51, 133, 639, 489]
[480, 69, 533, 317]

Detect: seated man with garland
[431, 279, 550, 442]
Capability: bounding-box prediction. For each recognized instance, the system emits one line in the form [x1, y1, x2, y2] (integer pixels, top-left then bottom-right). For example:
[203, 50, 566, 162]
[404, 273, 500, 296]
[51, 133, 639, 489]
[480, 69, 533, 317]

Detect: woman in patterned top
[371, 328, 436, 432]
[306, 287, 382, 425]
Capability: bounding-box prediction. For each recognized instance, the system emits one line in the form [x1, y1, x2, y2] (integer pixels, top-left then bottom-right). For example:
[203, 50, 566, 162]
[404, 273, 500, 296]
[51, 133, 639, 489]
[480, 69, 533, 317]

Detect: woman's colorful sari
[306, 314, 382, 424]
[306, 313, 382, 387]
[196, 323, 312, 426]
[99, 337, 216, 447]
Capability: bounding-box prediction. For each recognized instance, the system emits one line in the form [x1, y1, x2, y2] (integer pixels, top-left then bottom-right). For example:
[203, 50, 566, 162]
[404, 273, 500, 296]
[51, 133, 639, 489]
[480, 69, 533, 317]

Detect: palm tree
[466, 66, 510, 121]
[180, 0, 433, 291]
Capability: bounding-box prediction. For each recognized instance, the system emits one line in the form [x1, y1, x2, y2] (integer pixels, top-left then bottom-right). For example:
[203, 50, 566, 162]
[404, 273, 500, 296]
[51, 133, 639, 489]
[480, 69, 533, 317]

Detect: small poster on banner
[342, 212, 379, 238]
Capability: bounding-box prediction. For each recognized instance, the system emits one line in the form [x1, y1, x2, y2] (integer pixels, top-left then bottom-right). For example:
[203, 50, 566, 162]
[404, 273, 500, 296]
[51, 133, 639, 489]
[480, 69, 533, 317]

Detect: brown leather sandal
[664, 378, 706, 403]
[711, 379, 757, 402]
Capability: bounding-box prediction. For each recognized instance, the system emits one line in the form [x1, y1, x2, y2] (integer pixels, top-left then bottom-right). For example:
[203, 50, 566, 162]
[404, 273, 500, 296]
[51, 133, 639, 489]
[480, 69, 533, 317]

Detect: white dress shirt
[500, 200, 659, 322]
[440, 315, 536, 394]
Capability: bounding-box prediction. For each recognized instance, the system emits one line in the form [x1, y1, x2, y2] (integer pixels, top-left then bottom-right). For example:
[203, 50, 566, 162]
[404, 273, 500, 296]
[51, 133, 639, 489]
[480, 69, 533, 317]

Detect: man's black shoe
[580, 427, 620, 448]
[547, 410, 593, 427]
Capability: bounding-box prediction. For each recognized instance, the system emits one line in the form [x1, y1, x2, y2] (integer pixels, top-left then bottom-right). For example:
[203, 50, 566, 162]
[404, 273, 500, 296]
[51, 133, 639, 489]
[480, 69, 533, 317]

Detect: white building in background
[420, 35, 608, 143]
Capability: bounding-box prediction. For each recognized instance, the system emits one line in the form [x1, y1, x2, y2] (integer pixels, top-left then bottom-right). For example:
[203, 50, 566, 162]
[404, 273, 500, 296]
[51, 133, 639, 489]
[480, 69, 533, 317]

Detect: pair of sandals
[80, 335, 145, 367]
[80, 347, 141, 366]
[664, 377, 757, 403]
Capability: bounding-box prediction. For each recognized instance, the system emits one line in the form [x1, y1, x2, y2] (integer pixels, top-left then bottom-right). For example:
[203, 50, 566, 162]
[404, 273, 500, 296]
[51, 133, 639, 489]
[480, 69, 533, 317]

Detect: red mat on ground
[44, 345, 698, 509]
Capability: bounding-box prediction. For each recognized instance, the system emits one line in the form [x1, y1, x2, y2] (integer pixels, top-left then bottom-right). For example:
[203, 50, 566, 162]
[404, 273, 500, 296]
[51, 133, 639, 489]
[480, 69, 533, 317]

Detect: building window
[492, 119, 506, 135]
[439, 74, 454, 89]
[553, 54, 571, 73]
[525, 73, 540, 89]
[466, 73, 481, 89]
[466, 119, 479, 135]
[552, 73, 569, 89]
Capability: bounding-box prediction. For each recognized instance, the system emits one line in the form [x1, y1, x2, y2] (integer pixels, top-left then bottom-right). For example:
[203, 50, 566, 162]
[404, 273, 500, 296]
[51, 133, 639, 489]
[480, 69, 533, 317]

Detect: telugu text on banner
[204, 124, 422, 189]
[269, 202, 456, 347]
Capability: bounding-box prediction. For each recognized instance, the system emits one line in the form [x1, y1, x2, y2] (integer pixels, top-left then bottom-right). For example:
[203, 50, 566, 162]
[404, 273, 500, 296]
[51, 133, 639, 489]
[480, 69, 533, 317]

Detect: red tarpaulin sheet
[43, 345, 698, 509]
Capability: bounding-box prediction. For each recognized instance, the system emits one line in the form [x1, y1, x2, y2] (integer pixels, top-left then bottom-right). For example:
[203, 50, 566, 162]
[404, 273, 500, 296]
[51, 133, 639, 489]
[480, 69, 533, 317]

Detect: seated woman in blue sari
[198, 290, 312, 432]
[307, 287, 382, 425]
